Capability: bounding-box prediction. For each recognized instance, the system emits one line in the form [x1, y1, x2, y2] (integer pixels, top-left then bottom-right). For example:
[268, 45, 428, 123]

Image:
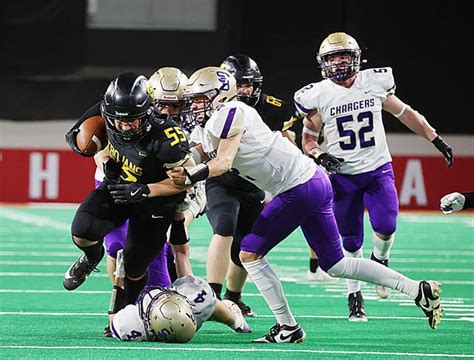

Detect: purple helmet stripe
[220, 107, 237, 138]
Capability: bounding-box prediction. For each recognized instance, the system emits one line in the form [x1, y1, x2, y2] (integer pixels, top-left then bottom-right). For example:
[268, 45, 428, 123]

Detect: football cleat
[63, 252, 103, 291]
[348, 291, 368, 322]
[222, 299, 252, 333]
[252, 323, 306, 343]
[306, 268, 338, 282]
[415, 281, 443, 329]
[371, 253, 391, 298]
[223, 295, 257, 318]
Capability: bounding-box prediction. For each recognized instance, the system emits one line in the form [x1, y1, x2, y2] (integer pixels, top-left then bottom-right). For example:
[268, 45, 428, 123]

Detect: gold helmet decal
[185, 66, 237, 121]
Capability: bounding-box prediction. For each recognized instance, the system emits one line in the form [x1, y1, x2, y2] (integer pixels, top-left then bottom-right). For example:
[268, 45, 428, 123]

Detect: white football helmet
[148, 67, 188, 105]
[185, 66, 237, 123]
[317, 32, 362, 82]
[143, 289, 196, 343]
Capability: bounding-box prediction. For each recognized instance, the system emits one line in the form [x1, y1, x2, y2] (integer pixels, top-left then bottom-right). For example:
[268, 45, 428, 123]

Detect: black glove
[312, 152, 344, 174]
[99, 159, 122, 188]
[65, 128, 93, 157]
[108, 183, 150, 204]
[432, 136, 453, 167]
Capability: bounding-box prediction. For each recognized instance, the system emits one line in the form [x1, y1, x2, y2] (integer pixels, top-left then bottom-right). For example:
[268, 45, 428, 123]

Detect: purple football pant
[330, 162, 399, 252]
[94, 179, 171, 287]
[240, 169, 344, 271]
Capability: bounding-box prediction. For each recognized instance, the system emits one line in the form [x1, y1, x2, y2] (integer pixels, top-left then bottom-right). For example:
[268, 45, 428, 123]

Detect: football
[76, 116, 108, 155]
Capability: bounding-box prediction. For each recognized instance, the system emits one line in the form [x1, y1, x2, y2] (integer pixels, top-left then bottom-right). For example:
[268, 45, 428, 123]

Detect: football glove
[108, 183, 150, 204]
[432, 136, 453, 167]
[65, 128, 93, 157]
[440, 192, 465, 214]
[311, 152, 344, 174]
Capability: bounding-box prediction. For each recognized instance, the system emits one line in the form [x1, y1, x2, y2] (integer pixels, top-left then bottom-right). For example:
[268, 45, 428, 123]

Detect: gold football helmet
[147, 290, 196, 343]
[185, 66, 237, 122]
[148, 67, 188, 105]
[316, 32, 362, 81]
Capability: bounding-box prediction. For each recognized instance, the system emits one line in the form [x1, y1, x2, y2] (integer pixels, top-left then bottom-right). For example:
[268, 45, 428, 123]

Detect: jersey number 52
[337, 111, 375, 150]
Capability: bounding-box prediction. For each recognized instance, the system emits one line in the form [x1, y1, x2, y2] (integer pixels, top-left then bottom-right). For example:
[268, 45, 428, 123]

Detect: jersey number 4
[336, 111, 375, 150]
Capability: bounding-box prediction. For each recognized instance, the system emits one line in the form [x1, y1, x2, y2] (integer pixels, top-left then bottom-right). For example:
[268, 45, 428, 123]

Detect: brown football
[76, 116, 108, 155]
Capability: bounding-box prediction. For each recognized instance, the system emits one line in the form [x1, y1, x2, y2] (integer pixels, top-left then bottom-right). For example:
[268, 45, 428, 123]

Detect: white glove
[440, 192, 465, 214]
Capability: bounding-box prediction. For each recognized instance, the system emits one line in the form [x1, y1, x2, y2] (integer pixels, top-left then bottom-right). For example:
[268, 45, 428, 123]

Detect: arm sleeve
[207, 105, 249, 139]
[462, 192, 474, 209]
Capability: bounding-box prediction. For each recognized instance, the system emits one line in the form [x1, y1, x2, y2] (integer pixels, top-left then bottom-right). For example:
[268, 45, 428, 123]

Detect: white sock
[372, 233, 394, 261]
[343, 248, 363, 294]
[328, 257, 419, 298]
[242, 257, 297, 326]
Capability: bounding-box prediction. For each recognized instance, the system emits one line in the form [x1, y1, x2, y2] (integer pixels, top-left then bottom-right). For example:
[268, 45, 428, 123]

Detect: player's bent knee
[239, 250, 260, 263]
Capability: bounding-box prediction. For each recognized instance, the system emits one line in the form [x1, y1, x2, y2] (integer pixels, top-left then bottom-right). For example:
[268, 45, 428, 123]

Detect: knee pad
[71, 212, 106, 242]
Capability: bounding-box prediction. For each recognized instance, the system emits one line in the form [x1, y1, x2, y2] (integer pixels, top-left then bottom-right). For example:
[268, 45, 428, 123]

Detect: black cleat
[103, 324, 112, 338]
[348, 290, 368, 322]
[371, 253, 391, 298]
[415, 281, 443, 329]
[63, 253, 103, 291]
[252, 323, 306, 343]
[224, 295, 257, 318]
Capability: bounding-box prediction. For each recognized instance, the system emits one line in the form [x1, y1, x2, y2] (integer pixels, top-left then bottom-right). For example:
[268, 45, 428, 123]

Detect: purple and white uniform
[190, 100, 344, 270]
[294, 68, 399, 250]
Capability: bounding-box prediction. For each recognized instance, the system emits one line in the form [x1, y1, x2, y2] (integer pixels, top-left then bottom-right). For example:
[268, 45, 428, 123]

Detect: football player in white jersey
[167, 66, 443, 343]
[111, 275, 251, 342]
[295, 32, 453, 322]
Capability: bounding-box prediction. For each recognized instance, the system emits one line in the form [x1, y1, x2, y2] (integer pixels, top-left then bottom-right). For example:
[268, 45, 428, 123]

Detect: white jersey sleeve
[173, 275, 217, 330]
[201, 101, 316, 195]
[206, 103, 250, 139]
[294, 82, 322, 116]
[293, 68, 396, 174]
[111, 304, 151, 341]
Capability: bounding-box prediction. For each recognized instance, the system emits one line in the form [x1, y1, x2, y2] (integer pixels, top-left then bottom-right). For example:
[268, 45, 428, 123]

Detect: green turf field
[0, 205, 473, 359]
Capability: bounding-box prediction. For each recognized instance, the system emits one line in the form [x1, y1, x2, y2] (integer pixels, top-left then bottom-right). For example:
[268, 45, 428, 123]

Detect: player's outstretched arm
[441, 192, 474, 214]
[384, 95, 453, 167]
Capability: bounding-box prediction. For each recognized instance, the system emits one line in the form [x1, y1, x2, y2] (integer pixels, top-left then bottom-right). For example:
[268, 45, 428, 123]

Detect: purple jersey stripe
[295, 100, 311, 115]
[220, 107, 237, 138]
[111, 321, 123, 340]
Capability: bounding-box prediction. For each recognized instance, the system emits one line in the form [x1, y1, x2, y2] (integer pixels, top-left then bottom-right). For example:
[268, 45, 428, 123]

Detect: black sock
[209, 283, 223, 300]
[77, 241, 104, 264]
[309, 258, 319, 273]
[224, 289, 241, 301]
[124, 272, 148, 304]
[108, 285, 127, 314]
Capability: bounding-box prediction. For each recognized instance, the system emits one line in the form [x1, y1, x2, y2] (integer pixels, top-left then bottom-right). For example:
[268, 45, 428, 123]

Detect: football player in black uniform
[63, 73, 191, 311]
[221, 54, 335, 283]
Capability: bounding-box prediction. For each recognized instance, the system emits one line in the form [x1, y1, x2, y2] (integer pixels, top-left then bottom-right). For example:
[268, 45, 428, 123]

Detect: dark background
[1, 0, 473, 134]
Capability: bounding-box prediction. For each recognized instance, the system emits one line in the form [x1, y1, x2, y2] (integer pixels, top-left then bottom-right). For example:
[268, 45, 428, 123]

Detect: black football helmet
[220, 54, 263, 107]
[101, 72, 153, 143]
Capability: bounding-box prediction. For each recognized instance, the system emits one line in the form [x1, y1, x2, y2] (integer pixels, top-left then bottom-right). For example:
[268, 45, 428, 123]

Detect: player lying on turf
[111, 274, 251, 342]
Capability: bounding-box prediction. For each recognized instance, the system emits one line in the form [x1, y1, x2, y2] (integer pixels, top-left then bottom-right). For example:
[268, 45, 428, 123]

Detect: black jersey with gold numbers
[74, 101, 189, 205]
[254, 93, 295, 132]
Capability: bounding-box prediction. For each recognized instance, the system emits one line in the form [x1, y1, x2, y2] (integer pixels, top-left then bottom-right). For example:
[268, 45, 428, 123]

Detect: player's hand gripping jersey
[190, 100, 315, 196]
[295, 68, 396, 174]
[111, 276, 216, 341]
